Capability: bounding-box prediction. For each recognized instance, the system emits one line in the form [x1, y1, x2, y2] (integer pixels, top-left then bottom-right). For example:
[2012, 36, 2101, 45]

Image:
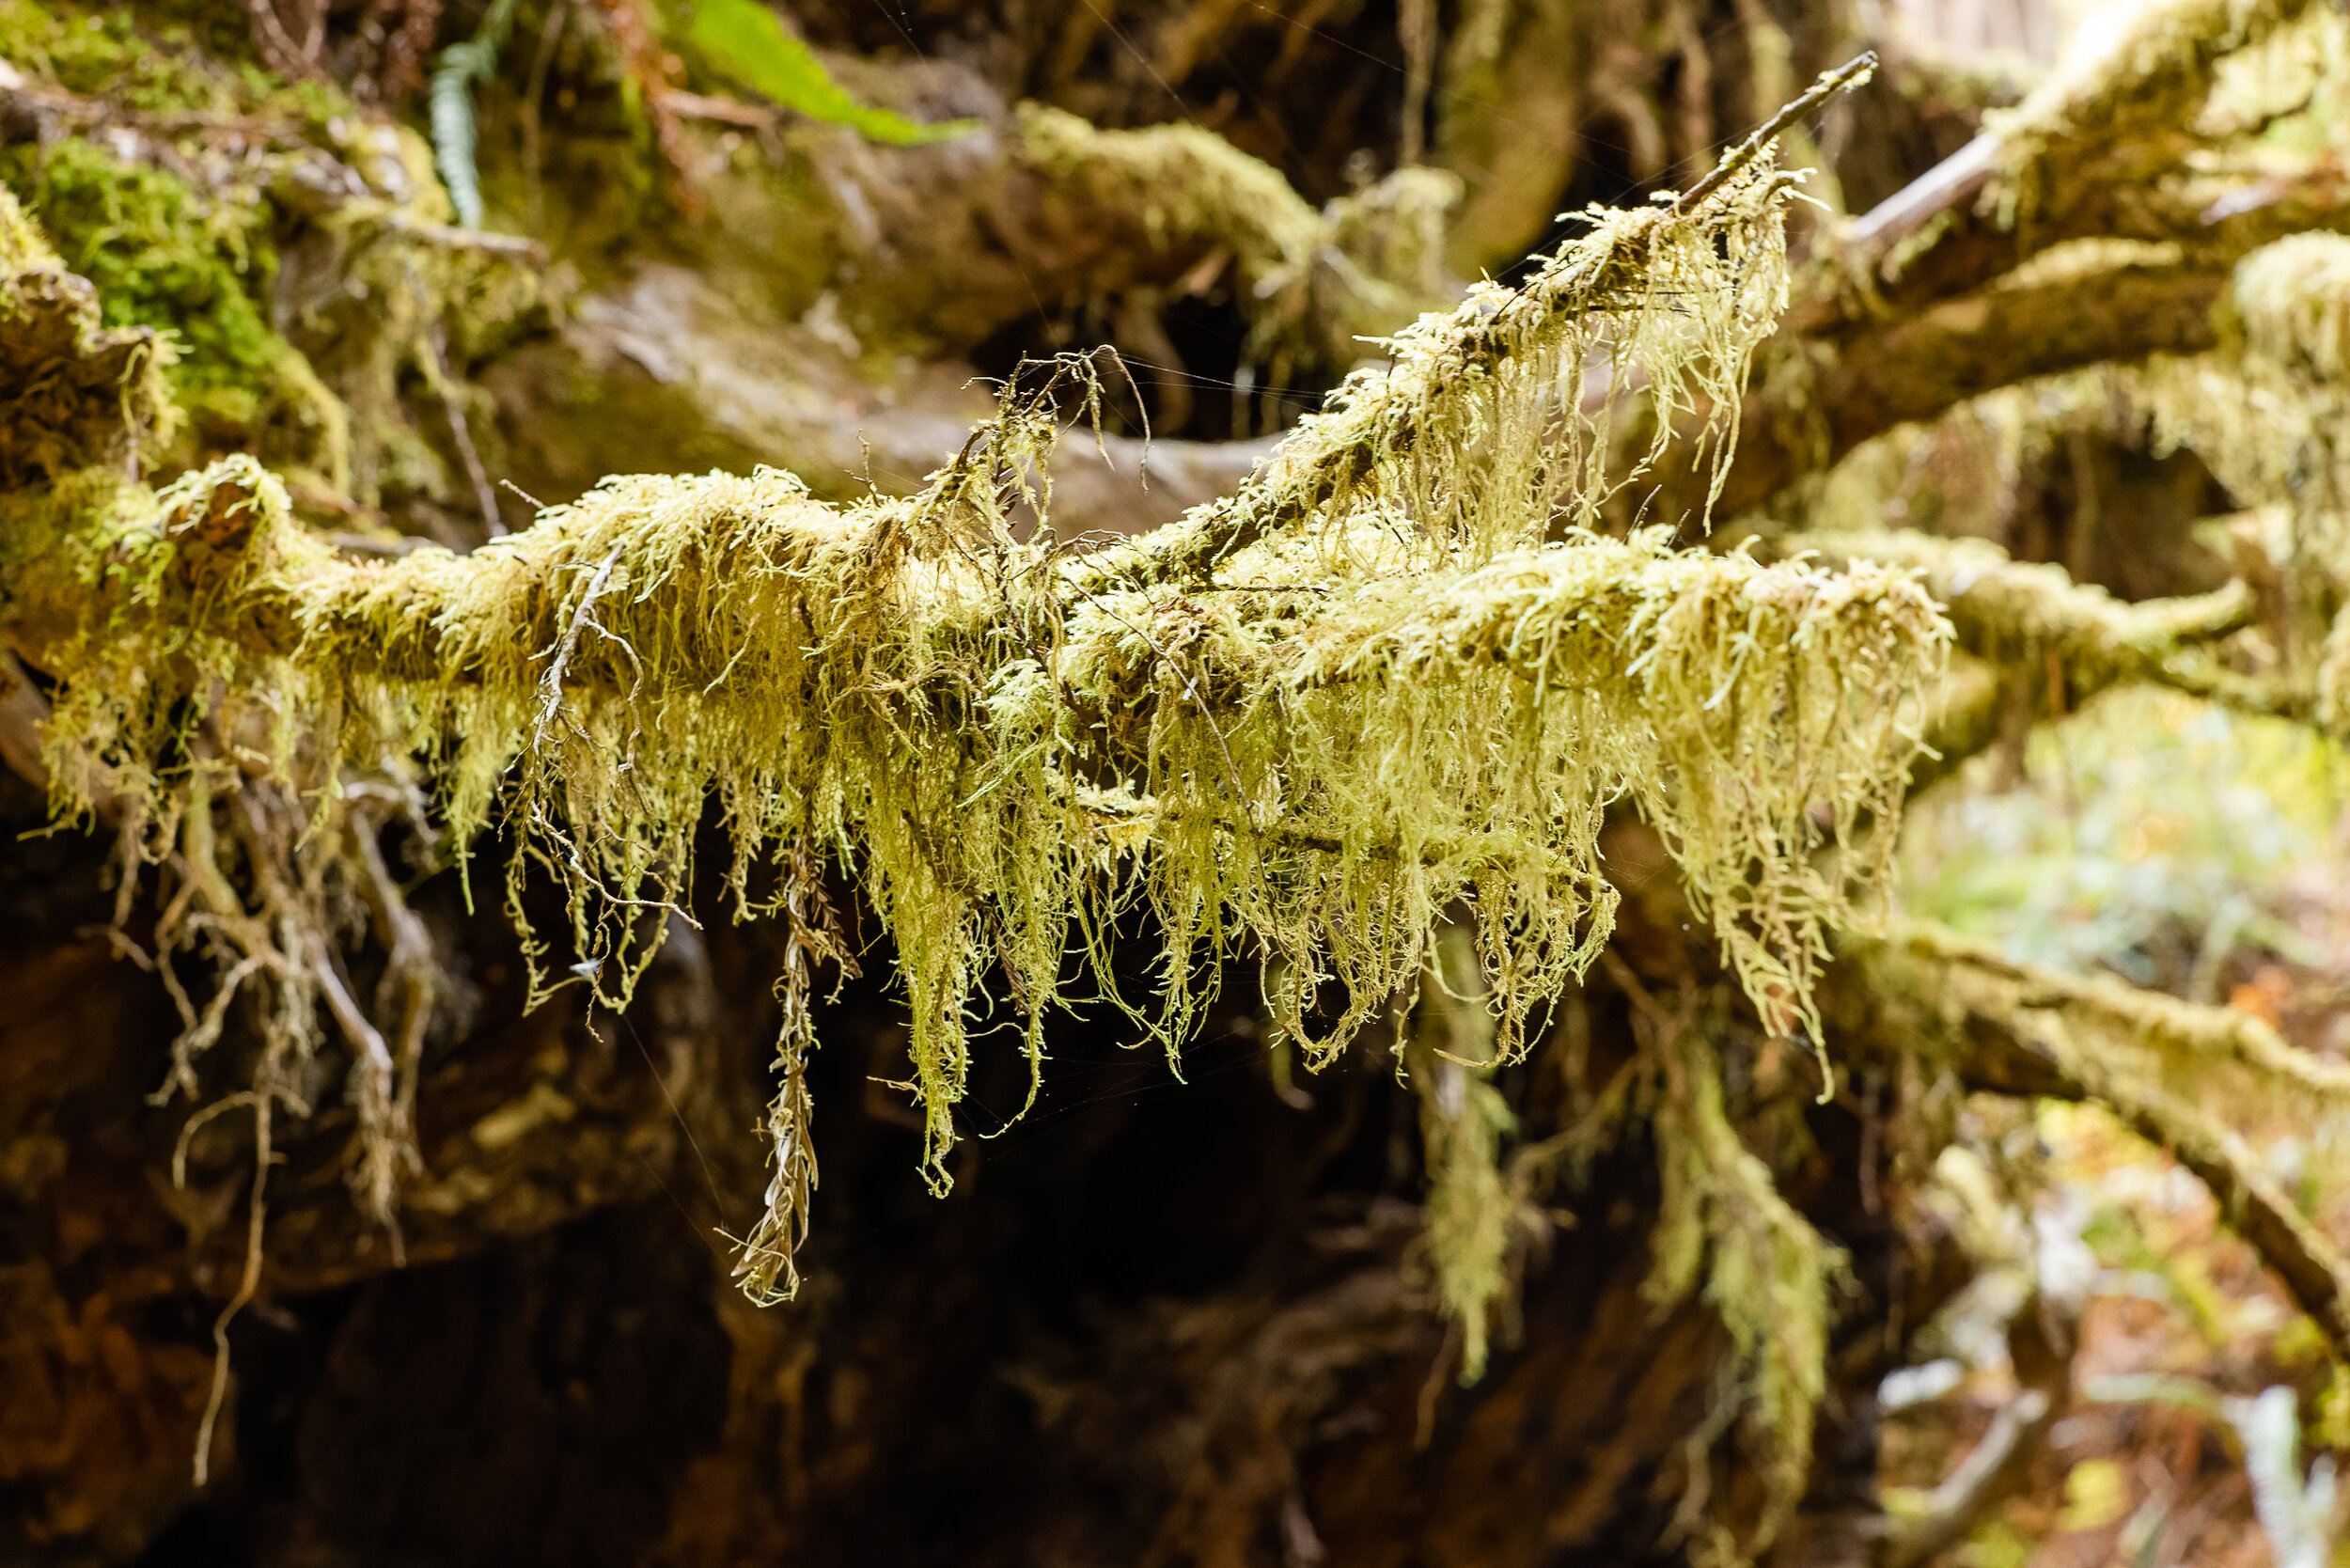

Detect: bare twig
[534, 547, 626, 748]
[1675, 52, 1877, 214]
[421, 328, 508, 538]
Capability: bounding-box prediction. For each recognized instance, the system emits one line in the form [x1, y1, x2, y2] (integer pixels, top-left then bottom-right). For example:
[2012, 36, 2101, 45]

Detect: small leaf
[2057, 1458, 2130, 1532]
[684, 0, 978, 146]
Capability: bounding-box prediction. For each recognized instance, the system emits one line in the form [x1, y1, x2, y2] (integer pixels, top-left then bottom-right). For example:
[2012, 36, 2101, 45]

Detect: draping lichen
[1646, 987, 1837, 1554]
[1405, 926, 1517, 1385]
[7, 439, 1947, 1159]
[0, 153, 1950, 1530]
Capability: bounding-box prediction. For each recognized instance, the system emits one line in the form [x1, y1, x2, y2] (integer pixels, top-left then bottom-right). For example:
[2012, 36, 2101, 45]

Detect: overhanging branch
[1832, 923, 2350, 1362]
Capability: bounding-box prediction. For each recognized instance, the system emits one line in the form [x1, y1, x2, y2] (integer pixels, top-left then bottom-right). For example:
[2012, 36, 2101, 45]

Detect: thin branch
[1675, 52, 1877, 214]
[1837, 924, 2350, 1363]
[421, 328, 507, 539]
[1881, 1388, 2057, 1568]
[1847, 132, 1997, 253]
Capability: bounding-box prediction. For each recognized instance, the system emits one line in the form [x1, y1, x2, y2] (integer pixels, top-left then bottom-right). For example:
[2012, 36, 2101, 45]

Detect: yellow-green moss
[1407, 927, 1517, 1384]
[0, 138, 348, 481]
[1648, 996, 1838, 1555]
[0, 188, 179, 481]
[2, 171, 1946, 1468]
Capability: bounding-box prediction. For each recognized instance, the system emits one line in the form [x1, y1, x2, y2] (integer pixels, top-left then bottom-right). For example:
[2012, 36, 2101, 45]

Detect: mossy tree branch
[1779, 529, 2306, 781]
[1830, 922, 2350, 1363]
[1703, 0, 2350, 518]
[0, 144, 1950, 1334]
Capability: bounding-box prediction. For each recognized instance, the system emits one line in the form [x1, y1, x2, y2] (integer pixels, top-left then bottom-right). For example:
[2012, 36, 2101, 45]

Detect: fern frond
[430, 0, 520, 230]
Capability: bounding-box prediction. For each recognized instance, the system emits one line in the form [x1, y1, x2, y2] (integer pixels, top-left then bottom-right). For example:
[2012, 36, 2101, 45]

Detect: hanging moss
[1405, 926, 1517, 1386]
[0, 147, 1966, 1536]
[1646, 990, 1837, 1556]
[5, 447, 1944, 1209]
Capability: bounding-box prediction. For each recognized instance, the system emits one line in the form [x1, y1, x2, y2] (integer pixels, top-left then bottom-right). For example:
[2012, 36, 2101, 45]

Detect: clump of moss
[0, 0, 362, 123]
[1016, 103, 1463, 369]
[0, 187, 178, 482]
[1, 139, 350, 484]
[0, 0, 551, 515]
[8, 140, 273, 379]
[0, 0, 241, 113]
[2138, 233, 2350, 713]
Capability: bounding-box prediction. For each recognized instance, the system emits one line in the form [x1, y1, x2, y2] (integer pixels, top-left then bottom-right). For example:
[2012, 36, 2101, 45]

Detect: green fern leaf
[431, 0, 521, 230]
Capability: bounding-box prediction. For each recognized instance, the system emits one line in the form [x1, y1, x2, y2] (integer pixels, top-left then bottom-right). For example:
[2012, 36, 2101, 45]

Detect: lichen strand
[1647, 996, 1836, 1554]
[1086, 157, 1801, 591]
[0, 188, 178, 482]
[1405, 927, 1516, 1386]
